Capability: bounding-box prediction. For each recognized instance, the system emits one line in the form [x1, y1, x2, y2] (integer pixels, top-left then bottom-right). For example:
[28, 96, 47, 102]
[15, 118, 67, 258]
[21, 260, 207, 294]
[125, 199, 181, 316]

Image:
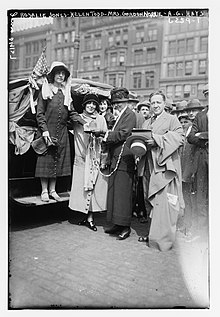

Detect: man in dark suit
[103, 87, 136, 240]
[187, 84, 209, 236]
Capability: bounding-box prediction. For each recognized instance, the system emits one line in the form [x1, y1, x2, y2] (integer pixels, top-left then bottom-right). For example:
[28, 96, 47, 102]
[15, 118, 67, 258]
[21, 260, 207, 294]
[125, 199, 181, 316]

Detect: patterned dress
[35, 88, 82, 178]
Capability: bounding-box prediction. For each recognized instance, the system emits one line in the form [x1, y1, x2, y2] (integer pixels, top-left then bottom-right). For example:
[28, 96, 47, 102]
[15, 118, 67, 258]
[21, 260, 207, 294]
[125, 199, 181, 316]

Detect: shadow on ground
[9, 202, 150, 237]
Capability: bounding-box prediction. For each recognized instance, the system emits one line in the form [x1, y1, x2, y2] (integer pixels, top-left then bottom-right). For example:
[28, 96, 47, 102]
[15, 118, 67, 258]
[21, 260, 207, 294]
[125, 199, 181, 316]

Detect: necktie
[151, 115, 157, 124]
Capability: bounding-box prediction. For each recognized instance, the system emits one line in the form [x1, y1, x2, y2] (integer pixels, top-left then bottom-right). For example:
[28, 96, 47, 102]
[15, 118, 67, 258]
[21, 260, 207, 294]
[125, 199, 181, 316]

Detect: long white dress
[69, 112, 108, 214]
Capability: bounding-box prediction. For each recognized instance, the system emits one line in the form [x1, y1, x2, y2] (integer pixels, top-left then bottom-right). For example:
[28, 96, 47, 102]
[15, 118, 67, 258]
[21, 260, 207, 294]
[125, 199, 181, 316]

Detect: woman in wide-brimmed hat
[69, 93, 108, 232]
[35, 61, 85, 202]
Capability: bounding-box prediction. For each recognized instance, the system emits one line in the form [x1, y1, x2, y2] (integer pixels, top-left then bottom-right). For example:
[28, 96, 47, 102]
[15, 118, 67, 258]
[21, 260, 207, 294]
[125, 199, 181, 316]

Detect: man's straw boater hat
[126, 129, 152, 157]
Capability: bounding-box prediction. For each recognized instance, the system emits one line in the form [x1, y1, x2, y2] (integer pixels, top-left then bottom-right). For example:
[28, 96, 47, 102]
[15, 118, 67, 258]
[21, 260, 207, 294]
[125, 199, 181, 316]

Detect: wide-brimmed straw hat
[47, 61, 70, 82]
[126, 129, 152, 157]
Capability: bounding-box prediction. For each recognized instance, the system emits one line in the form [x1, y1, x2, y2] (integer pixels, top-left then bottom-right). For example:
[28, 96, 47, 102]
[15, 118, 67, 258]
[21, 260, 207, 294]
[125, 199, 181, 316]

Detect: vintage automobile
[9, 77, 113, 208]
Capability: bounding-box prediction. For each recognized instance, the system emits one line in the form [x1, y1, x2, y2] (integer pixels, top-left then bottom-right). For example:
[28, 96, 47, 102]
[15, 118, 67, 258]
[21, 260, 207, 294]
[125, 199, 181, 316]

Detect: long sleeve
[187, 111, 208, 147]
[152, 115, 184, 166]
[105, 110, 136, 144]
[69, 102, 86, 125]
[36, 90, 48, 133]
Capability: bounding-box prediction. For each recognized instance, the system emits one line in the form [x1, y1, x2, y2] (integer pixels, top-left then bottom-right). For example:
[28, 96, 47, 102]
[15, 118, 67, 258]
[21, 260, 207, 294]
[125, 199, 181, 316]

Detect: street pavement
[8, 204, 209, 309]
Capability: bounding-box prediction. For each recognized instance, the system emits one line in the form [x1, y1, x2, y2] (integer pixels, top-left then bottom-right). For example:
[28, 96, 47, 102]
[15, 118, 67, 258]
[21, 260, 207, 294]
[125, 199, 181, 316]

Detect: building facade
[9, 16, 208, 102]
[160, 16, 209, 103]
[9, 22, 54, 80]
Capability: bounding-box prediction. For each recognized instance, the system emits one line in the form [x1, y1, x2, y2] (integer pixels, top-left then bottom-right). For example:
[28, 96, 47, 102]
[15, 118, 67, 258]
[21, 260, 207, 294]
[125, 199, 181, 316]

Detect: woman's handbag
[31, 136, 59, 155]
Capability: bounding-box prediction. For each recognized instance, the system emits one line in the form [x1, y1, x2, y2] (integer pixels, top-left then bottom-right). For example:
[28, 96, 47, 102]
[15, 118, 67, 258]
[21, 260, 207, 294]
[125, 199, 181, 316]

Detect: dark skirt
[107, 170, 134, 226]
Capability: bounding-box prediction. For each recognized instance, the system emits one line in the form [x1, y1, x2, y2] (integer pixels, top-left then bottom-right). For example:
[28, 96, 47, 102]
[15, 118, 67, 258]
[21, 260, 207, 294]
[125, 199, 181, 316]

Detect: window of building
[119, 52, 125, 66]
[71, 31, 75, 42]
[176, 62, 184, 76]
[168, 40, 176, 55]
[175, 85, 182, 98]
[32, 56, 39, 67]
[57, 33, 62, 44]
[11, 58, 19, 70]
[56, 48, 62, 60]
[200, 36, 208, 51]
[185, 61, 193, 75]
[24, 57, 31, 68]
[93, 55, 101, 69]
[146, 47, 156, 63]
[134, 49, 143, 65]
[177, 39, 185, 54]
[198, 60, 207, 74]
[64, 33, 69, 43]
[110, 52, 117, 67]
[64, 18, 69, 28]
[115, 30, 121, 45]
[94, 34, 101, 49]
[108, 32, 114, 47]
[70, 47, 74, 59]
[135, 26, 144, 43]
[147, 29, 158, 41]
[63, 48, 69, 61]
[166, 85, 173, 98]
[198, 83, 205, 98]
[123, 29, 128, 45]
[92, 76, 99, 82]
[83, 56, 90, 70]
[25, 43, 31, 55]
[84, 35, 92, 50]
[109, 74, 116, 87]
[168, 63, 175, 77]
[183, 84, 191, 98]
[145, 71, 154, 88]
[33, 41, 39, 54]
[57, 18, 61, 29]
[118, 74, 124, 87]
[133, 72, 142, 89]
[186, 38, 194, 53]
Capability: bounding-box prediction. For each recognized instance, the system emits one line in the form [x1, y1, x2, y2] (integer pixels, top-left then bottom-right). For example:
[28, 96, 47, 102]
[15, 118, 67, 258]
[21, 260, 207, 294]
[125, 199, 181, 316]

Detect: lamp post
[72, 17, 80, 78]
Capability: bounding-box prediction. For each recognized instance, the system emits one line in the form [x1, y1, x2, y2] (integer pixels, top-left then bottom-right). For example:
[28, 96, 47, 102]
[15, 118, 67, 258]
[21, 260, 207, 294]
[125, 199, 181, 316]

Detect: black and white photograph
[5, 3, 215, 311]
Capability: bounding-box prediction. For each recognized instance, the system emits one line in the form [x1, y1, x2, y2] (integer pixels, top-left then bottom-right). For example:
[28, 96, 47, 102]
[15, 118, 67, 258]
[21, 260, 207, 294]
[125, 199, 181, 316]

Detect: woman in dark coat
[35, 61, 85, 202]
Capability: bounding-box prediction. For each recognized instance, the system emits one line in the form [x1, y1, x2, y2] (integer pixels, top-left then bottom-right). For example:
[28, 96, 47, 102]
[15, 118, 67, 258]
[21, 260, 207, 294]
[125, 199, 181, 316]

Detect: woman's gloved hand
[42, 131, 52, 146]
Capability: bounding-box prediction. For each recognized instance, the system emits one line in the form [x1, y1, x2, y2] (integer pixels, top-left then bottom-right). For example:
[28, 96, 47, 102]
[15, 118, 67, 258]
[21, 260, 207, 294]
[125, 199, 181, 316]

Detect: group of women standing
[34, 61, 115, 231]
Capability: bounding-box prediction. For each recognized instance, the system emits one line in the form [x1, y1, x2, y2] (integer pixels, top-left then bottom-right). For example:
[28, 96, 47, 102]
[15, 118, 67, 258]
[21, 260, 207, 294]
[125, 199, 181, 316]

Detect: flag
[28, 47, 49, 113]
[31, 47, 49, 79]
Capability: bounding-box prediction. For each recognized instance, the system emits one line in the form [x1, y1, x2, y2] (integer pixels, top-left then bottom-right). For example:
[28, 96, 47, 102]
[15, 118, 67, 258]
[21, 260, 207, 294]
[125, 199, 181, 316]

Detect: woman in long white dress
[69, 93, 108, 231]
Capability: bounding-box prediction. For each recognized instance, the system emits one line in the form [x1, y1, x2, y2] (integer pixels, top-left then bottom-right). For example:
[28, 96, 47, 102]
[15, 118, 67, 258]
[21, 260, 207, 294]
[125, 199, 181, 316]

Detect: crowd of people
[33, 61, 209, 252]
